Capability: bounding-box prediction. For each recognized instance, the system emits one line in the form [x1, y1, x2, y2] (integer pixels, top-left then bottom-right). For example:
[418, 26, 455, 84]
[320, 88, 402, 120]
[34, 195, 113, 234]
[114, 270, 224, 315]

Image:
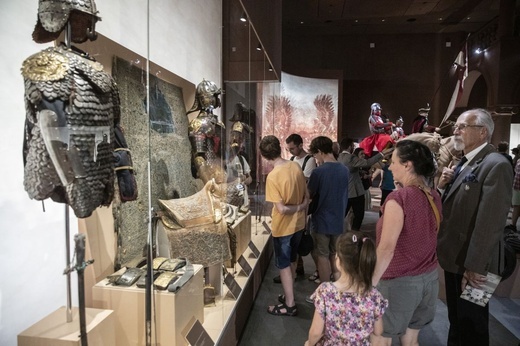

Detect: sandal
[267, 302, 297, 316]
[308, 271, 319, 281]
[278, 294, 285, 304]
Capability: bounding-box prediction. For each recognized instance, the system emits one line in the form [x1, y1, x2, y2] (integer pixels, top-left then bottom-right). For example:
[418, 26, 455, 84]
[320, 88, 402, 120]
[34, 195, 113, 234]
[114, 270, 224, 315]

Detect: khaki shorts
[378, 269, 439, 337]
[312, 231, 339, 257]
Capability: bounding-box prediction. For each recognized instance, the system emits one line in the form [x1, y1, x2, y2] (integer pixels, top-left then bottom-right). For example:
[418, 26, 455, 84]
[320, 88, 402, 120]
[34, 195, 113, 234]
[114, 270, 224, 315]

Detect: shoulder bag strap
[302, 154, 311, 171]
[419, 186, 440, 232]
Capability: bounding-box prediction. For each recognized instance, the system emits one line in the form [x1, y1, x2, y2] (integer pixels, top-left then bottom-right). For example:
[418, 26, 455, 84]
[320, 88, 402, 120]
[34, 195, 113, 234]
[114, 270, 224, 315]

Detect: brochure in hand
[460, 272, 501, 307]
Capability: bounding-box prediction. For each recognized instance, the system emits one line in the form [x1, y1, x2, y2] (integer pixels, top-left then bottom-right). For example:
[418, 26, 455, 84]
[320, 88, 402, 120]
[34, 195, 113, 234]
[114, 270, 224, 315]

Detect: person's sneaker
[305, 295, 314, 304]
[313, 277, 321, 284]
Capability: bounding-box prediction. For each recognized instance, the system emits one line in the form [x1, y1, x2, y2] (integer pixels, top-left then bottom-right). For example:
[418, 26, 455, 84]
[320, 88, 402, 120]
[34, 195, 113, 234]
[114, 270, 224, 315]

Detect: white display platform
[18, 306, 114, 346]
[91, 264, 204, 346]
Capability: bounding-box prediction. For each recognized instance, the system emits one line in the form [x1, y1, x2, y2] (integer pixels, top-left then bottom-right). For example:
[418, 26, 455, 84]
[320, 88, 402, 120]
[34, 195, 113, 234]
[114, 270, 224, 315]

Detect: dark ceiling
[225, 0, 507, 82]
[282, 0, 502, 35]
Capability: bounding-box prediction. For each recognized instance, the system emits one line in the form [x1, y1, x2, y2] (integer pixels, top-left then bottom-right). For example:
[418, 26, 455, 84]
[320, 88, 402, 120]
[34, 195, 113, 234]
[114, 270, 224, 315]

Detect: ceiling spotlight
[268, 65, 273, 72]
[256, 43, 262, 51]
[240, 12, 247, 22]
[475, 48, 482, 54]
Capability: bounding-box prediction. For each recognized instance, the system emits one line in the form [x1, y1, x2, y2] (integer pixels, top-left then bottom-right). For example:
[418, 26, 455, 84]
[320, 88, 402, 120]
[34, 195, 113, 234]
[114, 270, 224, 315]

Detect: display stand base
[18, 306, 114, 346]
[92, 264, 204, 346]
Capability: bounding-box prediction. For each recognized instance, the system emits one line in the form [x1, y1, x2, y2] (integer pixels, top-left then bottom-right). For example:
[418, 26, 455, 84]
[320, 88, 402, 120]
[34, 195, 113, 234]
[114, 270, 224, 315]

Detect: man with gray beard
[437, 108, 513, 346]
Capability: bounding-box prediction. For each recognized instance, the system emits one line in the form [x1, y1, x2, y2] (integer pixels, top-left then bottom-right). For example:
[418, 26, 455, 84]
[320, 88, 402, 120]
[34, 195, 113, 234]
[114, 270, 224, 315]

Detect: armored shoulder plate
[21, 49, 70, 82]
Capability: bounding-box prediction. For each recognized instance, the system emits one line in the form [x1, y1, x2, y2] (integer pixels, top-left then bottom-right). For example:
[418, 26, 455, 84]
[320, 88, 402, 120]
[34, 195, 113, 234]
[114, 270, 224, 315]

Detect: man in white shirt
[285, 134, 316, 179]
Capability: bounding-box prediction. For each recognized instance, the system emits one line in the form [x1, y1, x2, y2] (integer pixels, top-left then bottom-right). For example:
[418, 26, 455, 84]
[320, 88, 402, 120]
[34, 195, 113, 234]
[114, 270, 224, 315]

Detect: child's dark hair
[335, 231, 377, 295]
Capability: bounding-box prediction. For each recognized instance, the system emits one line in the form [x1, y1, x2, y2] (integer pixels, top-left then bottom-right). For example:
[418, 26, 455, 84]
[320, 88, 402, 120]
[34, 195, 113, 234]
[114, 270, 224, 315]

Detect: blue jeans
[273, 230, 303, 269]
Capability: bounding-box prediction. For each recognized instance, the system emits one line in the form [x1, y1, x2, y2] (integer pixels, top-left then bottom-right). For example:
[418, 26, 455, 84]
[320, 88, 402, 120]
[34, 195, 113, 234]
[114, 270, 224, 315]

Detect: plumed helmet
[371, 102, 382, 116]
[418, 103, 431, 116]
[371, 103, 381, 111]
[187, 79, 222, 115]
[32, 0, 101, 44]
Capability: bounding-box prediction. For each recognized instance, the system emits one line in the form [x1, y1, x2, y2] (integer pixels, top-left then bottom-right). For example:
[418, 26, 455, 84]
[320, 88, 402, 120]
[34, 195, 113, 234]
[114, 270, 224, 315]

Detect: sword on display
[64, 233, 94, 346]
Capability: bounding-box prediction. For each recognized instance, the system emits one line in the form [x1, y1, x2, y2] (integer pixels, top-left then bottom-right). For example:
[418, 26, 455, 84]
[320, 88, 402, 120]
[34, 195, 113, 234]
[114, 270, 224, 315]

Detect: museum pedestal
[203, 216, 273, 345]
[91, 264, 204, 346]
[18, 306, 114, 346]
[225, 211, 252, 268]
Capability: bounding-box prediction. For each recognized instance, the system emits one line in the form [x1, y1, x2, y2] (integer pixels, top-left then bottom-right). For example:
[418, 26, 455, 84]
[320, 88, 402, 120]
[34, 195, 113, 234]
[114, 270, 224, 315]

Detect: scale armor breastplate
[22, 46, 120, 218]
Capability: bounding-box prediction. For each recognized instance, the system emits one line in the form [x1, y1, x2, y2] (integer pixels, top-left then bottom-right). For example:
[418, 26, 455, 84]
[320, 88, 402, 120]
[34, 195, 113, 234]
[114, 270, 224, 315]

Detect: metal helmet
[229, 102, 245, 122]
[231, 121, 244, 133]
[187, 79, 222, 115]
[32, 0, 101, 44]
[370, 102, 382, 116]
[418, 103, 431, 116]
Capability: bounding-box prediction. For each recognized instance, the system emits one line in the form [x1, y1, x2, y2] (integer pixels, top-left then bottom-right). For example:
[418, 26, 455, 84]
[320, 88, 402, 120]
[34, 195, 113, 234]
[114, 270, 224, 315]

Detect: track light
[268, 65, 273, 72]
[256, 43, 262, 51]
[240, 12, 247, 22]
[475, 47, 482, 54]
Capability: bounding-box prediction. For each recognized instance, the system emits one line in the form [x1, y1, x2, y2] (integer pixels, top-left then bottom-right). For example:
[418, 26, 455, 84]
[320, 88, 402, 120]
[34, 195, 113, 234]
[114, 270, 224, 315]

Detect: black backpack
[290, 154, 312, 171]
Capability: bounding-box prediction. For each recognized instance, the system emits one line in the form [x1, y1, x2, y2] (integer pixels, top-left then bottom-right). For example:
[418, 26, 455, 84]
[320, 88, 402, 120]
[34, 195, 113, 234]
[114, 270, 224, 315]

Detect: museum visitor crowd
[259, 107, 516, 346]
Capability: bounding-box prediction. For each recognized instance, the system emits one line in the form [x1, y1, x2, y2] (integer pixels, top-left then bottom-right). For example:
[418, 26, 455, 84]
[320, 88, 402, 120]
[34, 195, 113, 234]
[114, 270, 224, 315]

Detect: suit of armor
[22, 45, 120, 218]
[392, 117, 406, 139]
[21, 0, 125, 218]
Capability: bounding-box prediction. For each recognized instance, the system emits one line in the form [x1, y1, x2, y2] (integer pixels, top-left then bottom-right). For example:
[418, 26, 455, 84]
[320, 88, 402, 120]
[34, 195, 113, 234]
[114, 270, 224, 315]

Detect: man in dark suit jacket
[437, 108, 513, 346]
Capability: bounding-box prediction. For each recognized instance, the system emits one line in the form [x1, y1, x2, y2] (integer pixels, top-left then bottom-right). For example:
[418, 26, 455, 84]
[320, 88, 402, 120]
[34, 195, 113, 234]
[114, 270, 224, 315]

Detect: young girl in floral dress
[305, 231, 388, 346]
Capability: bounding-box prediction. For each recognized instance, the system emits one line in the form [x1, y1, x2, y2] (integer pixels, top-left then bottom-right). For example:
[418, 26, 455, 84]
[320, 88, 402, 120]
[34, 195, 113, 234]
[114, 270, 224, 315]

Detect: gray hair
[461, 108, 494, 142]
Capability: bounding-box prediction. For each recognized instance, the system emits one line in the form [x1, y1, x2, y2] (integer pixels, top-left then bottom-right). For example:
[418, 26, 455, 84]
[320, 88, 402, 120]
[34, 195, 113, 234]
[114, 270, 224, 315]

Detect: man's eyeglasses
[452, 124, 484, 131]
